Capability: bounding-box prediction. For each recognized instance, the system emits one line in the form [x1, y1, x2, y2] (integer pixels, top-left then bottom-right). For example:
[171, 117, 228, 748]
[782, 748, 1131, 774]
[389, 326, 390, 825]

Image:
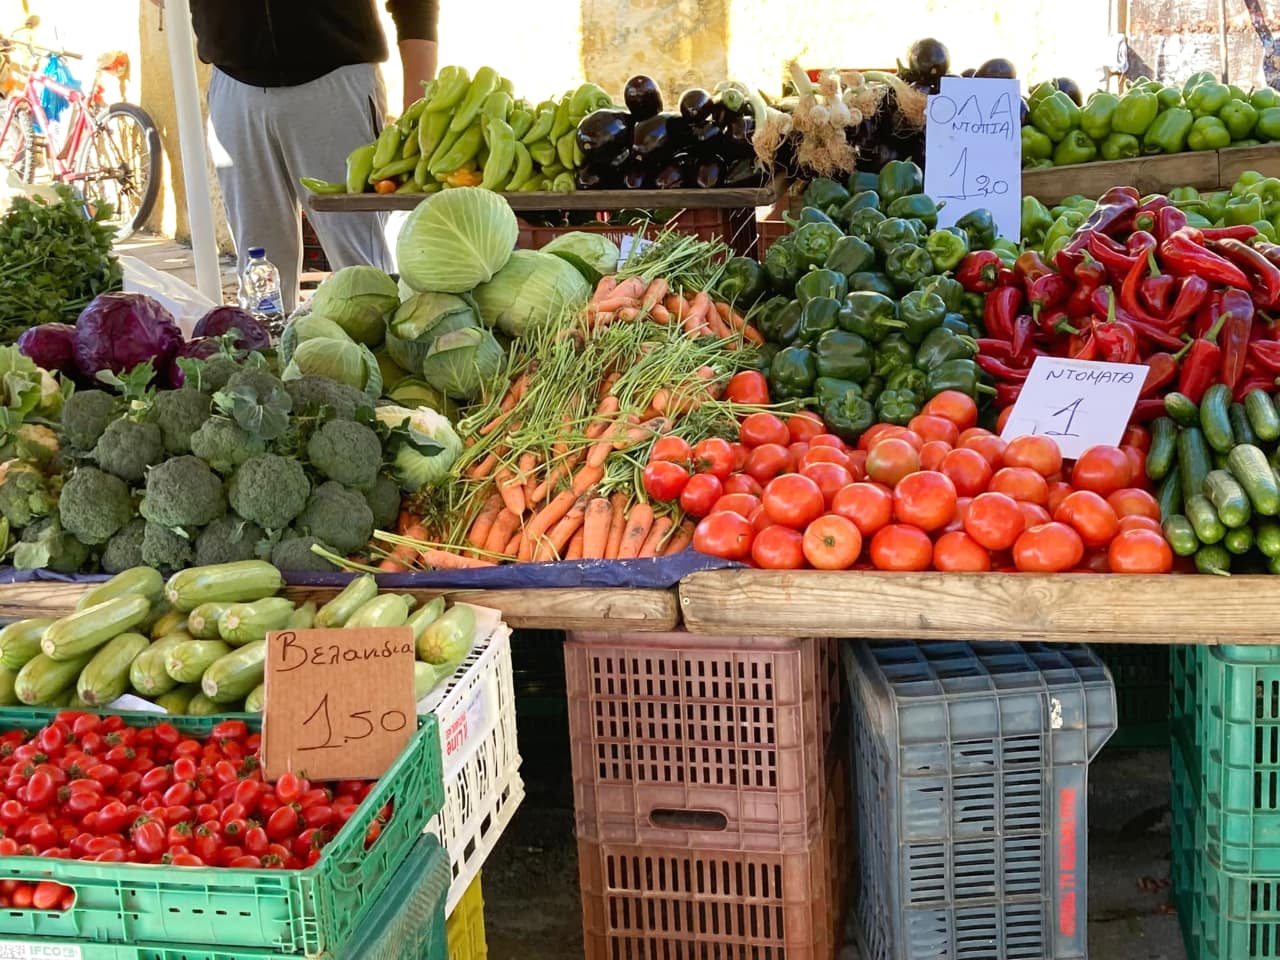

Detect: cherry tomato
[713, 493, 761, 519]
[723, 371, 770, 406]
[893, 471, 957, 532]
[831, 483, 894, 537]
[1108, 529, 1174, 573]
[745, 443, 792, 484]
[31, 881, 64, 911]
[692, 511, 755, 560]
[939, 448, 993, 498]
[649, 436, 693, 465]
[963, 492, 1025, 551]
[1055, 490, 1120, 548]
[244, 827, 270, 856]
[1118, 514, 1163, 534]
[989, 467, 1049, 506]
[762, 474, 826, 529]
[932, 531, 992, 571]
[918, 440, 952, 472]
[266, 806, 301, 842]
[921, 390, 979, 430]
[750, 525, 806, 570]
[740, 412, 790, 448]
[802, 514, 862, 570]
[787, 411, 826, 443]
[802, 462, 854, 505]
[908, 415, 960, 446]
[800, 446, 851, 470]
[132, 819, 166, 859]
[1070, 445, 1132, 497]
[680, 473, 725, 519]
[865, 438, 920, 487]
[693, 438, 735, 479]
[1107, 487, 1160, 520]
[722, 473, 762, 497]
[808, 433, 847, 451]
[868, 524, 933, 571]
[1046, 480, 1074, 515]
[1002, 435, 1064, 478]
[961, 433, 1008, 469]
[1013, 522, 1085, 572]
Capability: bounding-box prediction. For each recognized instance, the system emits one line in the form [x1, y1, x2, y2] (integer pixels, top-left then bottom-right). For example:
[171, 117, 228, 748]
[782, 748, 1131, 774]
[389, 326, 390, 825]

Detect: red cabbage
[73, 293, 183, 381]
[17, 323, 76, 374]
[166, 337, 223, 388]
[192, 305, 272, 353]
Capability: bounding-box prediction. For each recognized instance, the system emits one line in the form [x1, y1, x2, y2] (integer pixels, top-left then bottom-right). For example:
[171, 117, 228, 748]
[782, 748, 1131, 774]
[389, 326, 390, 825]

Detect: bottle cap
[247, 247, 265, 259]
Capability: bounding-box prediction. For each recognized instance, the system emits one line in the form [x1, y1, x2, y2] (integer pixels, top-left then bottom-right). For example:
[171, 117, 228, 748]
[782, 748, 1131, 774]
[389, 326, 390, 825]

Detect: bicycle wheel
[79, 101, 161, 240]
[0, 98, 35, 183]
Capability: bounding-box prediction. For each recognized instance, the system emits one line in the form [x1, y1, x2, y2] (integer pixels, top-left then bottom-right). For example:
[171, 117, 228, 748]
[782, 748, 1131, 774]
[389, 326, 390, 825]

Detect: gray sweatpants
[207, 64, 394, 314]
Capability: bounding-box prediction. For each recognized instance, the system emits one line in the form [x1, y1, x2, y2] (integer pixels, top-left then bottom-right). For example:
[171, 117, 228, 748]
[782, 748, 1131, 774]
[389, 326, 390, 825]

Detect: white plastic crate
[420, 605, 524, 911]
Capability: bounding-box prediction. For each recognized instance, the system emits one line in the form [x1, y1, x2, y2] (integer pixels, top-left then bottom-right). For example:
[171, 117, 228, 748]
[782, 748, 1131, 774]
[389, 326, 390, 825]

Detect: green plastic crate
[1172, 734, 1206, 957]
[1171, 644, 1203, 754]
[1187, 848, 1280, 960]
[0, 708, 444, 956]
[1092, 643, 1170, 749]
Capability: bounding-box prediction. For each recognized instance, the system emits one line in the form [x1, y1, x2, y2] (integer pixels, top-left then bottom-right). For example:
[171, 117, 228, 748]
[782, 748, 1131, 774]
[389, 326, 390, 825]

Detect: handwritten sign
[1000, 356, 1145, 460]
[262, 627, 416, 781]
[924, 77, 1021, 241]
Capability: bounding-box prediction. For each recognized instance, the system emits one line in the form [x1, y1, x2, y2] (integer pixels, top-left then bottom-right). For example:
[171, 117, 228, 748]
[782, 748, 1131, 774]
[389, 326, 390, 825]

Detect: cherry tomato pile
[646, 390, 1174, 573]
[0, 713, 385, 872]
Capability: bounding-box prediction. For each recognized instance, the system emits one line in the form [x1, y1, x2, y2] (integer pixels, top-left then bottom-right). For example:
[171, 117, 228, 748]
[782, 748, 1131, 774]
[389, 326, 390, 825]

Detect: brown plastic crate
[758, 218, 790, 258]
[518, 207, 758, 258]
[565, 632, 839, 851]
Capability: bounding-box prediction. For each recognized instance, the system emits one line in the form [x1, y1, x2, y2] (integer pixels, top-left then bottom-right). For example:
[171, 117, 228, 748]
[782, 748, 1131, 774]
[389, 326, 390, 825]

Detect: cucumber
[1200, 384, 1234, 453]
[218, 598, 296, 646]
[288, 602, 317, 630]
[166, 639, 232, 684]
[1247, 389, 1280, 442]
[414, 660, 443, 699]
[188, 602, 233, 640]
[149, 608, 187, 641]
[1228, 444, 1280, 516]
[129, 633, 190, 697]
[77, 631, 150, 706]
[1230, 403, 1259, 447]
[1157, 469, 1183, 522]
[244, 683, 266, 713]
[0, 665, 19, 706]
[155, 684, 199, 715]
[1195, 544, 1233, 575]
[0, 619, 52, 671]
[344, 595, 411, 629]
[41, 594, 150, 662]
[15, 651, 92, 704]
[1205, 470, 1252, 528]
[417, 605, 476, 665]
[185, 692, 226, 716]
[1165, 391, 1200, 427]
[1185, 494, 1226, 545]
[165, 561, 283, 612]
[316, 574, 378, 627]
[201, 640, 266, 704]
[1146, 417, 1178, 482]
[408, 597, 446, 642]
[1258, 520, 1280, 559]
[1162, 515, 1200, 557]
[1178, 427, 1212, 512]
[1225, 526, 1255, 555]
[76, 567, 165, 612]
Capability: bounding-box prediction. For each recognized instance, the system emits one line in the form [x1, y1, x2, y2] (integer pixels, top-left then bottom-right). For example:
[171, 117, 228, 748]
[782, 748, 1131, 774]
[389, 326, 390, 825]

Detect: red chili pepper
[1194, 290, 1225, 338]
[1133, 196, 1171, 235]
[1160, 228, 1252, 288]
[995, 267, 1021, 288]
[1218, 288, 1256, 392]
[1054, 187, 1141, 273]
[1154, 205, 1188, 243]
[1207, 237, 1280, 309]
[1036, 306, 1074, 340]
[1201, 224, 1260, 242]
[994, 382, 1023, 408]
[1248, 339, 1280, 374]
[1165, 275, 1210, 332]
[956, 250, 1002, 293]
[1235, 375, 1280, 402]
[1014, 251, 1054, 284]
[1177, 310, 1229, 403]
[1070, 329, 1099, 360]
[1120, 251, 1167, 328]
[1027, 272, 1072, 319]
[1087, 232, 1139, 282]
[976, 354, 1031, 381]
[1073, 255, 1107, 289]
[1011, 313, 1034, 361]
[983, 286, 1022, 341]
[1139, 273, 1177, 316]
[1140, 343, 1190, 399]
[1130, 398, 1169, 422]
[1092, 291, 1140, 363]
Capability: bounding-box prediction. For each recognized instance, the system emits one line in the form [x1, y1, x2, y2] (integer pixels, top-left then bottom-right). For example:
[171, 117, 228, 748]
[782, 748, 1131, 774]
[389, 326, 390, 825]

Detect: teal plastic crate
[1187, 848, 1280, 960]
[1171, 734, 1205, 956]
[1092, 644, 1170, 749]
[1171, 644, 1203, 754]
[0, 708, 444, 956]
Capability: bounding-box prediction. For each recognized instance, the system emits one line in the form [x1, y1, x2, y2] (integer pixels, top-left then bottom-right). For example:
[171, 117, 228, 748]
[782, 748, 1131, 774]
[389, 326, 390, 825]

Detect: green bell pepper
[1080, 92, 1118, 141]
[1232, 170, 1267, 195]
[1157, 86, 1185, 111]
[792, 221, 845, 270]
[1258, 219, 1279, 242]
[798, 297, 842, 343]
[1143, 106, 1194, 154]
[1230, 84, 1251, 101]
[925, 227, 970, 272]
[1224, 193, 1265, 226]
[1185, 212, 1213, 229]
[795, 269, 848, 306]
[871, 218, 921, 258]
[848, 272, 896, 297]
[763, 237, 802, 293]
[846, 207, 887, 240]
[886, 194, 939, 228]
[1245, 177, 1280, 218]
[1022, 126, 1054, 164]
[840, 291, 903, 343]
[877, 160, 924, 205]
[875, 334, 916, 377]
[825, 236, 876, 280]
[940, 312, 972, 336]
[1053, 130, 1098, 165]
[1021, 197, 1055, 246]
[1169, 185, 1202, 207]
[1188, 115, 1231, 151]
[1041, 210, 1086, 260]
[1055, 194, 1097, 215]
[815, 377, 861, 407]
[914, 326, 977, 371]
[1031, 90, 1081, 142]
[754, 343, 779, 373]
[1025, 159, 1055, 170]
[876, 387, 921, 426]
[887, 366, 926, 396]
[1203, 191, 1230, 223]
[1221, 99, 1259, 140]
[885, 244, 935, 292]
[755, 296, 795, 344]
[768, 346, 817, 401]
[823, 392, 876, 444]
[955, 208, 996, 251]
[960, 292, 985, 321]
[848, 170, 880, 193]
[1183, 72, 1216, 99]
[1100, 132, 1141, 160]
[917, 275, 964, 313]
[835, 191, 880, 229]
[1028, 82, 1058, 110]
[1113, 88, 1159, 136]
[815, 329, 874, 382]
[1254, 88, 1280, 111]
[719, 257, 767, 307]
[925, 358, 987, 400]
[862, 375, 885, 404]
[802, 177, 851, 218]
[1187, 81, 1231, 118]
[898, 289, 947, 344]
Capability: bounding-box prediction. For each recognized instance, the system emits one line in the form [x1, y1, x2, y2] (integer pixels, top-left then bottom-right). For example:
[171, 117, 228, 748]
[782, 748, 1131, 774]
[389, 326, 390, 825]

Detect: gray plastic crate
[843, 640, 1117, 960]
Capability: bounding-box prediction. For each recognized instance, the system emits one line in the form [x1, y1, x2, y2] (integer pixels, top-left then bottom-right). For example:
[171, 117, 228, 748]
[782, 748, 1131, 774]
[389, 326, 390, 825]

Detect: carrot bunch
[585, 275, 764, 345]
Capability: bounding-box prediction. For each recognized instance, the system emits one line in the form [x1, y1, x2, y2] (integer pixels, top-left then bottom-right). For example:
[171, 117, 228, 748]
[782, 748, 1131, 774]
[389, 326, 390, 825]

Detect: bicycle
[0, 37, 160, 240]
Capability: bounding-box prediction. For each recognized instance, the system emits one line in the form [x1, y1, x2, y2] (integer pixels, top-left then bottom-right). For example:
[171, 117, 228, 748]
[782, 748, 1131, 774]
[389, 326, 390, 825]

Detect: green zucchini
[76, 567, 165, 612]
[0, 619, 52, 671]
[288, 602, 317, 630]
[417, 605, 476, 665]
[1205, 470, 1252, 528]
[1146, 417, 1178, 482]
[1200, 384, 1234, 453]
[414, 660, 443, 699]
[0, 665, 19, 706]
[128, 633, 190, 697]
[165, 639, 232, 684]
[148, 608, 187, 641]
[201, 640, 266, 703]
[1178, 427, 1212, 511]
[1162, 515, 1200, 557]
[1225, 526, 1255, 555]
[1227, 444, 1280, 515]
[316, 574, 378, 627]
[188, 602, 233, 640]
[185, 692, 226, 716]
[155, 684, 199, 715]
[77, 631, 150, 706]
[1258, 520, 1280, 559]
[1157, 469, 1183, 522]
[1246, 389, 1280, 442]
[408, 597, 446, 643]
[1230, 403, 1259, 447]
[15, 651, 93, 704]
[344, 594, 411, 629]
[1165, 391, 1200, 427]
[1195, 544, 1233, 575]
[165, 561, 283, 612]
[41, 594, 151, 662]
[1185, 494, 1226, 544]
[244, 683, 266, 713]
[218, 598, 295, 646]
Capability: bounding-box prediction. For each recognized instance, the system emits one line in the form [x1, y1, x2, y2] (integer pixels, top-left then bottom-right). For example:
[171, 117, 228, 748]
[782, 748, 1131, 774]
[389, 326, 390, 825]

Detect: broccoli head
[296, 481, 374, 554]
[60, 389, 118, 452]
[189, 355, 241, 394]
[93, 419, 165, 483]
[306, 419, 382, 490]
[195, 514, 264, 566]
[270, 532, 340, 572]
[224, 367, 287, 401]
[141, 521, 194, 571]
[285, 375, 373, 420]
[364, 474, 401, 531]
[189, 417, 266, 474]
[0, 461, 56, 528]
[152, 388, 213, 455]
[100, 517, 147, 574]
[13, 517, 90, 573]
[139, 455, 227, 529]
[228, 454, 310, 530]
[58, 466, 133, 545]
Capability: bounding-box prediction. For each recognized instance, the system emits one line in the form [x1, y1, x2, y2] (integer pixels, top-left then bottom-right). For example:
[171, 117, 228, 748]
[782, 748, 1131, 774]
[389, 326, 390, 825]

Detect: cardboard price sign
[262, 627, 416, 781]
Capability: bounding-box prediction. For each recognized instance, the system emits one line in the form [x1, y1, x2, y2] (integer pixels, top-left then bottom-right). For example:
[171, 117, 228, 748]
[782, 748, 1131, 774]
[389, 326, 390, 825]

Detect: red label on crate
[1058, 785, 1079, 937]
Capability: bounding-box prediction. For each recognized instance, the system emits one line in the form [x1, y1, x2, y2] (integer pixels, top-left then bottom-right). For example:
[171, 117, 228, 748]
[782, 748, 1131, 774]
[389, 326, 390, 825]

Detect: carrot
[495, 467, 526, 517]
[741, 323, 765, 346]
[663, 520, 695, 555]
[483, 508, 521, 555]
[616, 276, 646, 300]
[582, 497, 612, 559]
[590, 275, 618, 304]
[586, 396, 621, 439]
[615, 417, 669, 452]
[689, 290, 714, 322]
[524, 489, 577, 544]
[587, 416, 630, 469]
[517, 451, 539, 480]
[593, 294, 642, 314]
[504, 531, 523, 557]
[467, 494, 504, 548]
[639, 516, 674, 558]
[380, 520, 430, 570]
[421, 549, 496, 569]
[465, 451, 500, 481]
[571, 463, 605, 495]
[605, 493, 628, 558]
[396, 510, 417, 534]
[377, 557, 410, 571]
[617, 307, 641, 323]
[705, 306, 734, 339]
[641, 277, 669, 311]
[650, 388, 670, 414]
[590, 310, 616, 327]
[617, 503, 655, 560]
[598, 372, 621, 400]
[665, 294, 687, 321]
[649, 303, 672, 325]
[535, 494, 589, 561]
[517, 534, 534, 562]
[565, 529, 585, 561]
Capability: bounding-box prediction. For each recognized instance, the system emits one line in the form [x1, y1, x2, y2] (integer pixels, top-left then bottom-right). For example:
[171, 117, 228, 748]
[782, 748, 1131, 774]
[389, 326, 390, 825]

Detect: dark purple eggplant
[1020, 98, 1030, 126]
[653, 162, 684, 190]
[1053, 77, 1083, 106]
[723, 114, 755, 160]
[975, 58, 1017, 79]
[694, 158, 723, 189]
[575, 166, 618, 190]
[679, 88, 714, 124]
[622, 165, 650, 189]
[723, 157, 769, 188]
[632, 112, 686, 163]
[624, 76, 663, 120]
[961, 67, 976, 78]
[576, 109, 632, 164]
[689, 120, 724, 148]
[907, 38, 950, 83]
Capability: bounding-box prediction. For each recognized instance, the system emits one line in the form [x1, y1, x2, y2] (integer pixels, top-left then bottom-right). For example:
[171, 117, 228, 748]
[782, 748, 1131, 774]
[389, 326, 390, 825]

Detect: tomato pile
[0, 713, 383, 872]
[647, 390, 1173, 573]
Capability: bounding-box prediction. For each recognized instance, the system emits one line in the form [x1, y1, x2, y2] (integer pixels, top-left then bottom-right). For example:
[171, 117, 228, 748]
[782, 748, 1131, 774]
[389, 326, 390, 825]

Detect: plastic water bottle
[238, 247, 285, 339]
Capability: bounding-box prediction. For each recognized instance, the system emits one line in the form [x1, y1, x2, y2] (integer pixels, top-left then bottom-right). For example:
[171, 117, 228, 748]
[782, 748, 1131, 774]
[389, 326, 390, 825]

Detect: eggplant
[975, 58, 1017, 79]
[723, 157, 768, 188]
[632, 112, 686, 163]
[907, 38, 950, 83]
[679, 88, 715, 124]
[961, 68, 976, 78]
[622, 164, 650, 189]
[1019, 98, 1030, 126]
[1054, 76, 1083, 106]
[690, 120, 724, 147]
[653, 162, 685, 190]
[624, 75, 663, 120]
[723, 114, 755, 160]
[694, 158, 723, 189]
[576, 108, 632, 164]
[575, 166, 618, 190]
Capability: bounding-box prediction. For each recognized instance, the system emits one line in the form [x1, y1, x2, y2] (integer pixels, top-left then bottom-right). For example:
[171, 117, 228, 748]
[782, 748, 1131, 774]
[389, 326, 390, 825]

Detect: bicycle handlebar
[0, 38, 82, 60]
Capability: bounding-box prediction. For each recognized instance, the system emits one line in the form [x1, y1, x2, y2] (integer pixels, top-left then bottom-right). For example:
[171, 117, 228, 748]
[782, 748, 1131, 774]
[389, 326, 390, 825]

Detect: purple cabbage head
[192, 305, 272, 354]
[17, 323, 77, 375]
[166, 337, 225, 388]
[73, 293, 183, 382]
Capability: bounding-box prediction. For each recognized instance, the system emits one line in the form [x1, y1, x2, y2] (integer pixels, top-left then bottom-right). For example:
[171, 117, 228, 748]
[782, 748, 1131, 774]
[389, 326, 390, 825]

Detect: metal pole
[162, 0, 221, 303]
[1220, 0, 1231, 83]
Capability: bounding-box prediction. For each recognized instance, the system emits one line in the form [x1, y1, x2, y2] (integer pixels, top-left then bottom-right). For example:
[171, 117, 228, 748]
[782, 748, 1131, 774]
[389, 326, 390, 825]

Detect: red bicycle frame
[0, 59, 107, 185]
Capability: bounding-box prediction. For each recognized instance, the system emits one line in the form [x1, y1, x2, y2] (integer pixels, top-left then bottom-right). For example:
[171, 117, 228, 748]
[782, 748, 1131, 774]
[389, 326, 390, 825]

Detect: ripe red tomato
[680, 473, 725, 518]
[1070, 446, 1132, 497]
[932, 531, 992, 572]
[787, 411, 826, 443]
[749, 504, 772, 533]
[750, 525, 806, 569]
[762, 474, 826, 529]
[1013, 522, 1085, 572]
[1123, 446, 1146, 484]
[745, 443, 792, 484]
[908, 415, 960, 447]
[961, 433, 1008, 469]
[788, 442, 811, 465]
[1117, 514, 1163, 534]
[868, 524, 934, 571]
[730, 442, 750, 472]
[944, 496, 972, 534]
[858, 423, 900, 451]
[989, 467, 1049, 506]
[808, 433, 847, 451]
[642, 461, 689, 502]
[894, 471, 958, 532]
[846, 449, 868, 482]
[1108, 529, 1174, 573]
[1054, 490, 1120, 548]
[692, 511, 755, 560]
[649, 436, 692, 465]
[1107, 487, 1160, 520]
[802, 462, 854, 505]
[802, 514, 863, 570]
[919, 440, 952, 472]
[722, 473, 762, 497]
[1002, 435, 1064, 478]
[740, 412, 790, 448]
[1122, 423, 1151, 451]
[713, 493, 761, 519]
[724, 370, 770, 406]
[921, 391, 979, 430]
[958, 427, 992, 444]
[132, 819, 166, 859]
[693, 438, 735, 479]
[996, 405, 1014, 433]
[963, 492, 1025, 551]
[831, 482, 894, 537]
[939, 447, 993, 497]
[865, 438, 921, 487]
[266, 806, 301, 843]
[1046, 480, 1074, 515]
[1018, 501, 1052, 527]
[800, 446, 851, 470]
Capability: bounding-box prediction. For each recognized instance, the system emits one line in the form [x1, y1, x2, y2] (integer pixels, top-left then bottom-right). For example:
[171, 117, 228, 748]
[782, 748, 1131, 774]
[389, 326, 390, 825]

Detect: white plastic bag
[120, 255, 216, 338]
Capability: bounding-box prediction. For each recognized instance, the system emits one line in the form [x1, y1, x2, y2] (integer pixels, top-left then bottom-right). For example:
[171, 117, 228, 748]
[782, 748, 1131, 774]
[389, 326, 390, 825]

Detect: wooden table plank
[678, 569, 1280, 643]
[0, 583, 680, 632]
[309, 186, 778, 214]
[1218, 144, 1280, 185]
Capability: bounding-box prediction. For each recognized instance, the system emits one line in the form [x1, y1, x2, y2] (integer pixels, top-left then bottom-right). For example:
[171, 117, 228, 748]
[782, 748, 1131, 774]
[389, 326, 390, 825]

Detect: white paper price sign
[999, 356, 1145, 460]
[924, 77, 1022, 241]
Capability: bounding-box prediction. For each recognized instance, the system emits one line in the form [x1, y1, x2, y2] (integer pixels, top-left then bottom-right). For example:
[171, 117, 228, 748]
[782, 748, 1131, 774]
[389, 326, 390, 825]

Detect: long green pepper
[481, 117, 517, 190]
[450, 66, 500, 133]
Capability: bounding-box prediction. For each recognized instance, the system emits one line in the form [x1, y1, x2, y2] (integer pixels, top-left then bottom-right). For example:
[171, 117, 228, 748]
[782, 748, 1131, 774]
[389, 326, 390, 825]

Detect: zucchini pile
[1150, 384, 1280, 574]
[0, 562, 478, 714]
